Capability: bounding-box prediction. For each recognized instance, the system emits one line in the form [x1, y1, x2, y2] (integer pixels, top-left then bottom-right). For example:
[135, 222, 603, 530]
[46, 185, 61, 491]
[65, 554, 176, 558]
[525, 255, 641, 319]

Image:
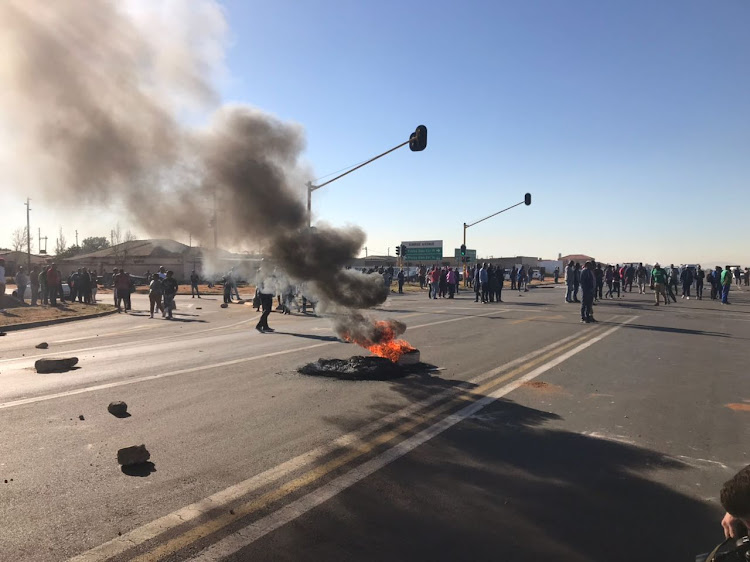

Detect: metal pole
[75, 230, 78, 246]
[213, 190, 218, 249]
[306, 181, 312, 228]
[306, 138, 412, 228]
[463, 223, 468, 284]
[25, 198, 31, 268]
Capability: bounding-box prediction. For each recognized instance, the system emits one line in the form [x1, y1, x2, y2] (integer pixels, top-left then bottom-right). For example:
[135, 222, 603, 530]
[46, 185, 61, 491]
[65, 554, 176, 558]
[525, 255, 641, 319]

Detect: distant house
[60, 239, 261, 282]
[0, 250, 50, 276]
[560, 254, 595, 264]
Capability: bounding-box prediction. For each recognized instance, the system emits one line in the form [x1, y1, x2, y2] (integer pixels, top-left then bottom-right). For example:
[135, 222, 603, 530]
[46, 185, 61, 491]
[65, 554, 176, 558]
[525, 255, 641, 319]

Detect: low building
[59, 239, 261, 282]
[0, 250, 51, 276]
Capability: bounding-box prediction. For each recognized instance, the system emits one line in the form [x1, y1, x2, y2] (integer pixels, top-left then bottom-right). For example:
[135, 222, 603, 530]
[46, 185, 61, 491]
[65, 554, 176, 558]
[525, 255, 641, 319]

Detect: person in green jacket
[721, 266, 733, 304]
[651, 263, 669, 306]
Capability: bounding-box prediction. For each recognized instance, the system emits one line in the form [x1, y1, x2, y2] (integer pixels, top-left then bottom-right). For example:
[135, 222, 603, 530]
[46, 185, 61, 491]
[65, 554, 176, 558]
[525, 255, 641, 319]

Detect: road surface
[1, 284, 748, 561]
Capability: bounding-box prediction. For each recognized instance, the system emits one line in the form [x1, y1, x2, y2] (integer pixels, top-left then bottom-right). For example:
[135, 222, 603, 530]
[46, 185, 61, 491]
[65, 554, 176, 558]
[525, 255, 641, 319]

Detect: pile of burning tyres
[299, 319, 423, 380]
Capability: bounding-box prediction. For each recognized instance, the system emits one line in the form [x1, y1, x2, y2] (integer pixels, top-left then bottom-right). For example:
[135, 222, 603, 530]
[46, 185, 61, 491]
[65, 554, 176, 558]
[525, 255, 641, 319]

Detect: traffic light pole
[462, 195, 531, 283]
[305, 125, 426, 228]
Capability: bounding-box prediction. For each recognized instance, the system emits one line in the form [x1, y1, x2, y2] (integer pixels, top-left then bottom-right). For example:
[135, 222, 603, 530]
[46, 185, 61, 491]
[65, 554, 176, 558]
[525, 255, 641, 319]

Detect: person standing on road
[625, 264, 635, 292]
[114, 269, 131, 313]
[680, 267, 694, 300]
[554, 267, 560, 284]
[604, 265, 614, 299]
[38, 265, 48, 306]
[474, 265, 482, 303]
[594, 263, 604, 301]
[148, 273, 164, 318]
[721, 266, 733, 304]
[495, 266, 504, 302]
[162, 270, 178, 319]
[15, 266, 29, 304]
[479, 263, 489, 303]
[429, 266, 440, 300]
[636, 263, 647, 294]
[47, 264, 61, 306]
[397, 269, 405, 294]
[565, 261, 575, 302]
[255, 285, 274, 333]
[695, 265, 705, 300]
[668, 264, 680, 302]
[580, 261, 597, 323]
[190, 270, 201, 299]
[573, 263, 581, 302]
[613, 263, 624, 299]
[29, 265, 39, 306]
[651, 263, 668, 306]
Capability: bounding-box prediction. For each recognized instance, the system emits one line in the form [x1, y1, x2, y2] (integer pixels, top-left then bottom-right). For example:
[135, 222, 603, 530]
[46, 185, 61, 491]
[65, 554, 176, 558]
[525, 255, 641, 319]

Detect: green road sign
[401, 240, 443, 263]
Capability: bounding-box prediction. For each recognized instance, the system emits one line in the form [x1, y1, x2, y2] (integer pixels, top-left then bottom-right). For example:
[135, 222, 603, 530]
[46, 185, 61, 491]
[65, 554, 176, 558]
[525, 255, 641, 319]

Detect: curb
[0, 309, 119, 333]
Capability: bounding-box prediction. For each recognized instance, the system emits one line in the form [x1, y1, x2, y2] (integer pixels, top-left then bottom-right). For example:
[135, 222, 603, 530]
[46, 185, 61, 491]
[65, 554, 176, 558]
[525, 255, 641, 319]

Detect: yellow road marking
[131, 329, 597, 562]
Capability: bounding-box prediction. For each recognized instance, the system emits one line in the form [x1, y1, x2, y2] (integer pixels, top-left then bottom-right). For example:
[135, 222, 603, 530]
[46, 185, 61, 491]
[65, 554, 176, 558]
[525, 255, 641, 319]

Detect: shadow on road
[276, 331, 340, 342]
[121, 462, 156, 477]
[602, 322, 732, 338]
[279, 376, 724, 561]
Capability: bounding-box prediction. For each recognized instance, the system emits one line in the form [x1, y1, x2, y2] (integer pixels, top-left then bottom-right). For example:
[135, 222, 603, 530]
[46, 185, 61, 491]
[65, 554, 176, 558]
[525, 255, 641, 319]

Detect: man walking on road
[636, 263, 648, 294]
[651, 263, 668, 306]
[190, 270, 201, 298]
[255, 286, 274, 333]
[721, 266, 733, 305]
[580, 261, 596, 323]
[695, 265, 705, 300]
[680, 267, 694, 299]
[565, 261, 575, 302]
[162, 270, 178, 319]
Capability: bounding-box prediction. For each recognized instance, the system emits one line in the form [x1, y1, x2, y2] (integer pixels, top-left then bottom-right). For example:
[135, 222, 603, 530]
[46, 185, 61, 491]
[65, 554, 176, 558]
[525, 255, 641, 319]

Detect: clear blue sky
[2, 1, 747, 267]
[218, 0, 749, 265]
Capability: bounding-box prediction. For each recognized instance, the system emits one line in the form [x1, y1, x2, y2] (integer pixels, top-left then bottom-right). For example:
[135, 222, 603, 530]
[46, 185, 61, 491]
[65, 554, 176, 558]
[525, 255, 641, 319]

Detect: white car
[12, 283, 71, 300]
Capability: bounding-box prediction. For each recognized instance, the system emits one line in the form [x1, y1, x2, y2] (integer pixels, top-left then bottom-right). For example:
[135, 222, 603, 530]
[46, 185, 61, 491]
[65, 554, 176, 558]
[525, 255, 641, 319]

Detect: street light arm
[309, 139, 410, 191]
[465, 200, 525, 229]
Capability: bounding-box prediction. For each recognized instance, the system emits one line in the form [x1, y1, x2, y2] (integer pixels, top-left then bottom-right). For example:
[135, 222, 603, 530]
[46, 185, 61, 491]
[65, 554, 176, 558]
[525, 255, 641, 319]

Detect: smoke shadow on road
[261, 383, 723, 561]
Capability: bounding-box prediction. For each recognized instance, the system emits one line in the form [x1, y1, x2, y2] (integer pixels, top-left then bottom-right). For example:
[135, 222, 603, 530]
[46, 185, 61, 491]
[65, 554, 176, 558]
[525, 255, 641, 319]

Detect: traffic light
[460, 244, 466, 256]
[409, 125, 427, 152]
[524, 193, 532, 206]
[395, 245, 400, 256]
[401, 244, 407, 256]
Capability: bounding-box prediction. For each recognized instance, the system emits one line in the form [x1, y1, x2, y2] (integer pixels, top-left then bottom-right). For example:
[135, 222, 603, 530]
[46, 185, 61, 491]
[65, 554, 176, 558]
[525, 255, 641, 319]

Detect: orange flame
[367, 339, 416, 362]
[342, 320, 415, 363]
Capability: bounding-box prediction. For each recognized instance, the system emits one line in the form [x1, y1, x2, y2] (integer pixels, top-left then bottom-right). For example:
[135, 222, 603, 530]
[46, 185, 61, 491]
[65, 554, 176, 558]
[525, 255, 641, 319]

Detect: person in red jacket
[46, 264, 61, 306]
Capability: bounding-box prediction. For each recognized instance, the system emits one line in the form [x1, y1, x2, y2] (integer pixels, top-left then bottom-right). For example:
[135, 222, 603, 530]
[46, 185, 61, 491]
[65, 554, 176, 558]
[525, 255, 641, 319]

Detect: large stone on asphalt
[117, 445, 150, 466]
[35, 342, 49, 349]
[220, 303, 228, 308]
[35, 357, 78, 373]
[107, 401, 128, 417]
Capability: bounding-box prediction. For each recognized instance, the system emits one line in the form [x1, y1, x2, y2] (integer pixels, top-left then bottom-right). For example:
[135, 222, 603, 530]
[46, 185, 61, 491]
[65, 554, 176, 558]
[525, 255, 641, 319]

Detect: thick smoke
[0, 0, 391, 336]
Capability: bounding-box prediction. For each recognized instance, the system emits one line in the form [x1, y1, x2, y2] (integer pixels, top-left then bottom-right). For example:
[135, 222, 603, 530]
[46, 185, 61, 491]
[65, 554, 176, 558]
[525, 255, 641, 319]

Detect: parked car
[12, 283, 71, 300]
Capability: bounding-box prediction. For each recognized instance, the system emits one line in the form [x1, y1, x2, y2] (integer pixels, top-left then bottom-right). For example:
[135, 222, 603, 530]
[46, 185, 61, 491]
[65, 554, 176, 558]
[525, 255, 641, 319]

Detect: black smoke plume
[0, 0, 393, 337]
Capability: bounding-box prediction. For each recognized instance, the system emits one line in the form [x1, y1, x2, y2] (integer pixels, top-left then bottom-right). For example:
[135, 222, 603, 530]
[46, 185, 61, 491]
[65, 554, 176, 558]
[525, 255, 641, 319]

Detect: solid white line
[2, 309, 503, 411]
[0, 318, 256, 365]
[65, 322, 600, 562]
[188, 316, 638, 561]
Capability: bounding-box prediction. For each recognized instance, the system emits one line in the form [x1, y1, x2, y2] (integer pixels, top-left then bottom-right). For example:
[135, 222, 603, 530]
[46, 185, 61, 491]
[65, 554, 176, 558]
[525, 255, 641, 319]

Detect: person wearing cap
[650, 263, 668, 306]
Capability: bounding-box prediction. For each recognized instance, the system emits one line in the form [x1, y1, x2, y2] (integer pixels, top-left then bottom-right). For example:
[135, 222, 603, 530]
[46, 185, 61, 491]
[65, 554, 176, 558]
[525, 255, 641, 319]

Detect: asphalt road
[1, 284, 748, 561]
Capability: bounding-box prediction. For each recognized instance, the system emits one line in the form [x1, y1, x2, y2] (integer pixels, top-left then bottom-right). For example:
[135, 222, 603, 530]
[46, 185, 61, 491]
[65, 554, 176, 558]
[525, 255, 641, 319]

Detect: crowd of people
[4, 262, 99, 308]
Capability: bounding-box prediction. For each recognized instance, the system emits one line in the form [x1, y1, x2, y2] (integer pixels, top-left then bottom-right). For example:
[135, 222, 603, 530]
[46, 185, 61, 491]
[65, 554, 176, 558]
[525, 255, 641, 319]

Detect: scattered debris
[0, 332, 6, 336]
[196, 307, 202, 310]
[35, 342, 49, 349]
[78, 414, 85, 421]
[107, 401, 129, 417]
[117, 445, 150, 466]
[35, 357, 79, 373]
[220, 303, 228, 308]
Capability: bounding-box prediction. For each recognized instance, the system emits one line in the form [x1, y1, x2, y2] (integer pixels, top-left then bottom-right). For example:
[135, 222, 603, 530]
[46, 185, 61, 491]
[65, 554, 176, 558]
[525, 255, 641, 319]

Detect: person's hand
[722, 512, 744, 538]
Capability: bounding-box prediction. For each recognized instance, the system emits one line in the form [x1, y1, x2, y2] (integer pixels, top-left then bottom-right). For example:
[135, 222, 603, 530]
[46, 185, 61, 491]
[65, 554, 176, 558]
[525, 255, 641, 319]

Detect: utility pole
[364, 246, 368, 257]
[75, 230, 79, 246]
[213, 189, 218, 249]
[25, 198, 31, 268]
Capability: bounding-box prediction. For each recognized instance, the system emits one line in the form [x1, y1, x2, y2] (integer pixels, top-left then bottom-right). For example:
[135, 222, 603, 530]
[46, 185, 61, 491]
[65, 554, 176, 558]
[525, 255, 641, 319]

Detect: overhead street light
[462, 193, 532, 279]
[306, 125, 428, 227]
